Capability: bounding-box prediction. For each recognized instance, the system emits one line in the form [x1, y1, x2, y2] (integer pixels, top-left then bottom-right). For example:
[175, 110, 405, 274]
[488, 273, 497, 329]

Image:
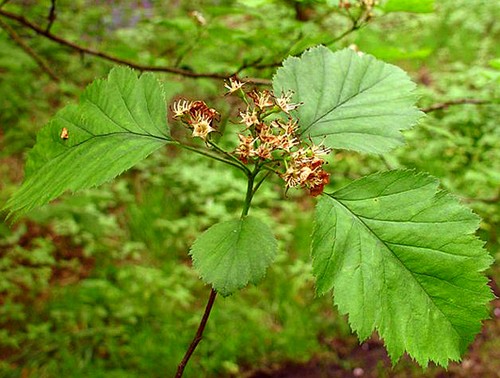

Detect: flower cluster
[171, 78, 331, 197]
[235, 118, 299, 163]
[281, 145, 331, 197]
[338, 0, 352, 9]
[227, 79, 331, 197]
[171, 100, 220, 141]
[338, 0, 378, 19]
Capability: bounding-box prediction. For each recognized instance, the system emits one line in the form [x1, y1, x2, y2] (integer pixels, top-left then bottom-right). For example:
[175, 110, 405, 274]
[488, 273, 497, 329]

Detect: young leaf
[190, 216, 277, 297]
[272, 46, 423, 154]
[312, 170, 493, 367]
[3, 66, 171, 218]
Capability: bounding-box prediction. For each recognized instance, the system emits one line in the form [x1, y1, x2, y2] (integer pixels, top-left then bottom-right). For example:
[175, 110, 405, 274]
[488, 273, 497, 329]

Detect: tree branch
[176, 288, 217, 377]
[46, 0, 56, 33]
[236, 14, 363, 75]
[422, 98, 492, 113]
[0, 8, 271, 85]
[0, 18, 60, 81]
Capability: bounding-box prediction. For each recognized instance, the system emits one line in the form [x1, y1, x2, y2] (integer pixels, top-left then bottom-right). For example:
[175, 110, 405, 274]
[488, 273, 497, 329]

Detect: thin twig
[237, 18, 362, 75]
[207, 139, 251, 175]
[422, 99, 492, 113]
[253, 169, 273, 195]
[0, 18, 59, 81]
[179, 143, 247, 172]
[0, 8, 270, 84]
[46, 0, 56, 33]
[176, 288, 217, 378]
[325, 21, 360, 47]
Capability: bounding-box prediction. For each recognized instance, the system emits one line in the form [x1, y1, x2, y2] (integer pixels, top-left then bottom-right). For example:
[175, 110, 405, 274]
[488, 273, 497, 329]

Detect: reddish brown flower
[189, 101, 220, 125]
[240, 108, 259, 128]
[308, 170, 330, 196]
[247, 90, 274, 110]
[235, 134, 256, 163]
[280, 144, 331, 196]
[172, 99, 220, 141]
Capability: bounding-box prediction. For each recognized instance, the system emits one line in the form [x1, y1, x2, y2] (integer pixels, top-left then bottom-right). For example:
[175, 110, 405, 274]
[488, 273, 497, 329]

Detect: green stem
[241, 164, 260, 217]
[325, 21, 360, 47]
[260, 106, 281, 120]
[207, 140, 252, 175]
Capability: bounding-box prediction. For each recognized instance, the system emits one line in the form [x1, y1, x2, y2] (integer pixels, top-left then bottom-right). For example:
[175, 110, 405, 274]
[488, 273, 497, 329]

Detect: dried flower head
[172, 99, 193, 119]
[172, 99, 219, 141]
[235, 134, 256, 163]
[248, 90, 274, 110]
[189, 101, 220, 124]
[255, 144, 273, 160]
[189, 10, 207, 26]
[191, 112, 215, 140]
[338, 0, 351, 9]
[225, 77, 245, 95]
[240, 108, 259, 128]
[274, 91, 302, 114]
[280, 144, 331, 196]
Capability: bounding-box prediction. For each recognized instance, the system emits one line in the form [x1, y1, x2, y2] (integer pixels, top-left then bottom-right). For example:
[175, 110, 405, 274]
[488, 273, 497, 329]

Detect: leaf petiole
[207, 139, 252, 175]
[177, 142, 248, 173]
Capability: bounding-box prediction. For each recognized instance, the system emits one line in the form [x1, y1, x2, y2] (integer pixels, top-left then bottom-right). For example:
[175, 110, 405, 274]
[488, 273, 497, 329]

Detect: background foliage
[0, 0, 499, 377]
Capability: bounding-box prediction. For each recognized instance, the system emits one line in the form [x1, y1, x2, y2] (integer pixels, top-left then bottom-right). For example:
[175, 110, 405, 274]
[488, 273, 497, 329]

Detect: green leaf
[384, 0, 435, 13]
[312, 170, 493, 367]
[4, 66, 171, 218]
[273, 46, 423, 154]
[190, 216, 277, 297]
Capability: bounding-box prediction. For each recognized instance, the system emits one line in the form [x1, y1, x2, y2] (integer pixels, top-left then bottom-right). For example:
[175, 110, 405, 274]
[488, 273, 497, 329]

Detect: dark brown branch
[0, 18, 59, 81]
[0, 8, 270, 85]
[422, 99, 491, 113]
[46, 0, 56, 33]
[176, 288, 217, 378]
[236, 18, 361, 75]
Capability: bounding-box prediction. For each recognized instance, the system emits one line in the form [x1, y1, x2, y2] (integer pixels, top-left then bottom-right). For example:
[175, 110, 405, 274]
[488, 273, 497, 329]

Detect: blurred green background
[0, 0, 499, 377]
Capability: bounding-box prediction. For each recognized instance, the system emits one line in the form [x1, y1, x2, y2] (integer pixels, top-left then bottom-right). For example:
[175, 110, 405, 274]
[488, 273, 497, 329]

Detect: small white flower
[275, 91, 301, 114]
[224, 77, 245, 94]
[172, 99, 193, 118]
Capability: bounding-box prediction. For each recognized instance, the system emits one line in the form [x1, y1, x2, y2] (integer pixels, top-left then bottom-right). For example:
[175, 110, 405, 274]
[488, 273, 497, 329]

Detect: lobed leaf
[273, 46, 424, 154]
[312, 170, 493, 366]
[3, 66, 171, 219]
[190, 216, 277, 297]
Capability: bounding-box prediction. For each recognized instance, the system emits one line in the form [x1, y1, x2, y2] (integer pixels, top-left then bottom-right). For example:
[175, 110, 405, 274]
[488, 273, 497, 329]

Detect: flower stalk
[172, 78, 333, 376]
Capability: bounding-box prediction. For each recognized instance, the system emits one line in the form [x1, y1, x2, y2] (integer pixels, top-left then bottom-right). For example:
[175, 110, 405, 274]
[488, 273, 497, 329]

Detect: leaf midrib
[32, 131, 170, 173]
[301, 62, 395, 136]
[327, 194, 462, 341]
